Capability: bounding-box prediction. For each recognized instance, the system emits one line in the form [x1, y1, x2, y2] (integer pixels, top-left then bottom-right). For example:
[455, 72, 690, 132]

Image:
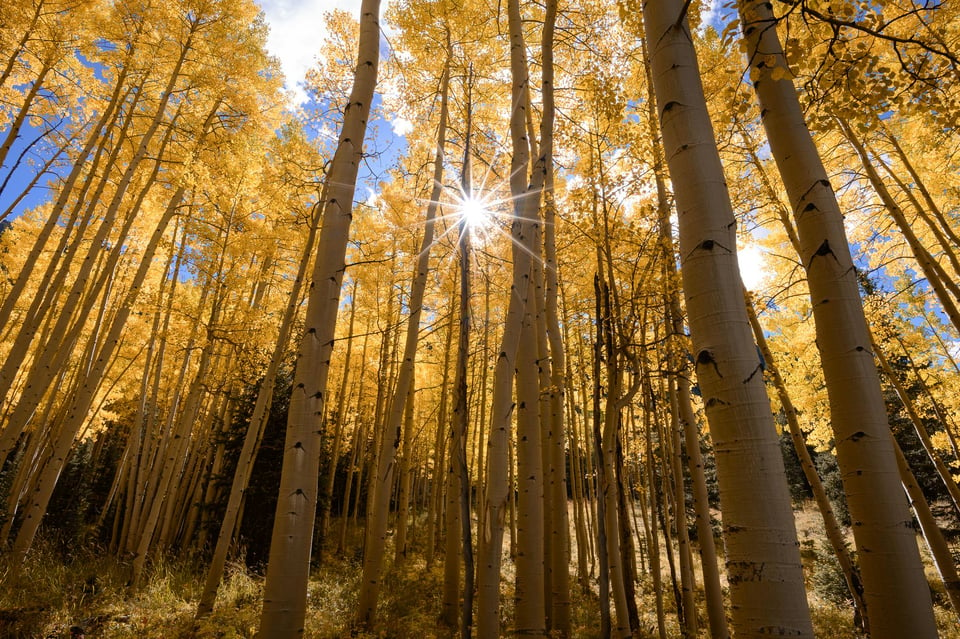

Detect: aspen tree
[590, 273, 612, 639]
[449, 108, 476, 636]
[642, 0, 814, 635]
[454, 69, 477, 639]
[746, 294, 868, 629]
[0, 70, 140, 408]
[356, 53, 450, 628]
[872, 147, 960, 283]
[473, 274, 491, 542]
[4, 83, 235, 557]
[129, 216, 237, 585]
[0, 40, 195, 456]
[637, 22, 731, 634]
[475, 0, 545, 633]
[643, 391, 668, 639]
[317, 280, 357, 566]
[878, 123, 960, 252]
[120, 227, 187, 554]
[0, 0, 51, 91]
[515, 271, 547, 638]
[8, 184, 188, 564]
[596, 273, 636, 638]
[560, 289, 593, 588]
[0, 58, 55, 172]
[663, 376, 698, 639]
[738, 1, 938, 635]
[338, 330, 371, 556]
[394, 382, 415, 562]
[426, 306, 454, 569]
[258, 0, 380, 634]
[537, 1, 571, 633]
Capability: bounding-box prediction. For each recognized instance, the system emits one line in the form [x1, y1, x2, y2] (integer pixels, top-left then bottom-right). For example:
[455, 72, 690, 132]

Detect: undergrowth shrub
[811, 541, 852, 607]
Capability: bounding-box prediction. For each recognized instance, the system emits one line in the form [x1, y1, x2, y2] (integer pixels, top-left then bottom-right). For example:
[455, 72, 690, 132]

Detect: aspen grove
[1, 0, 960, 637]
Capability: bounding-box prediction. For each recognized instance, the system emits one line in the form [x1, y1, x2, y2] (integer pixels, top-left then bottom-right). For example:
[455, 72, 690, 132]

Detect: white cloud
[256, 0, 357, 104]
[390, 117, 414, 137]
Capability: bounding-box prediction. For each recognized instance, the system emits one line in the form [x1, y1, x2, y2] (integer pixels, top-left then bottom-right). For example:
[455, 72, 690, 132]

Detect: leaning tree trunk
[893, 439, 960, 620]
[258, 1, 380, 635]
[737, 2, 937, 635]
[642, 2, 814, 636]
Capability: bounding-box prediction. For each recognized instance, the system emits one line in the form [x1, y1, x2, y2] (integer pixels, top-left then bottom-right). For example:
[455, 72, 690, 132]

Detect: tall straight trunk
[517, 49, 548, 627]
[426, 311, 454, 568]
[643, 20, 729, 631]
[561, 290, 593, 587]
[644, 396, 668, 639]
[591, 276, 611, 638]
[364, 267, 399, 534]
[355, 56, 450, 627]
[596, 275, 634, 639]
[130, 296, 223, 585]
[613, 432, 640, 632]
[258, 2, 380, 634]
[394, 382, 415, 562]
[338, 333, 370, 556]
[455, 84, 476, 639]
[666, 376, 698, 639]
[643, 2, 814, 636]
[317, 282, 357, 565]
[474, 0, 544, 633]
[128, 221, 188, 552]
[474, 277, 491, 541]
[515, 284, 546, 638]
[441, 423, 462, 628]
[738, 2, 937, 634]
[538, 0, 570, 633]
[746, 294, 868, 630]
[196, 199, 321, 617]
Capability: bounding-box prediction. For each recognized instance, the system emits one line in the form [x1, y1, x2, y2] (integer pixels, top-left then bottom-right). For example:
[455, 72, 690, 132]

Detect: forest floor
[1, 503, 959, 638]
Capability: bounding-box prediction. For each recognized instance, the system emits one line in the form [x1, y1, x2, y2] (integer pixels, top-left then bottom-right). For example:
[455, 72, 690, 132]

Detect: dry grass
[1, 506, 958, 638]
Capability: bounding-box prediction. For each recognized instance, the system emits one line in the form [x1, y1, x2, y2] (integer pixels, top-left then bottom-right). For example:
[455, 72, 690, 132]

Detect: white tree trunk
[642, 2, 814, 635]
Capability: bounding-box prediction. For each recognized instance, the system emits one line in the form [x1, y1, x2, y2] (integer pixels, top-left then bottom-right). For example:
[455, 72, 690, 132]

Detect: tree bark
[643, 1, 814, 635]
[258, 1, 380, 634]
[738, 2, 938, 634]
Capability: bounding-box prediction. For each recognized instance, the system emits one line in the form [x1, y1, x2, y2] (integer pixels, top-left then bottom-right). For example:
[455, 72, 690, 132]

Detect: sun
[457, 195, 492, 231]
